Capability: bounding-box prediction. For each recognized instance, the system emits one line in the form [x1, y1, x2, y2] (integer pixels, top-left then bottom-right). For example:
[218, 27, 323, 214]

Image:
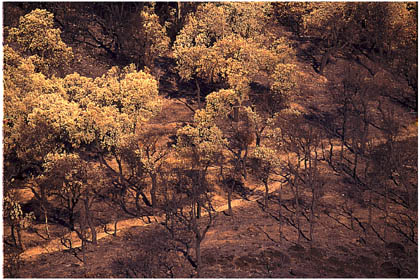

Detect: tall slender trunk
[113, 220, 118, 236]
[177, 1, 182, 22]
[81, 239, 87, 269]
[264, 180, 269, 209]
[242, 147, 248, 180]
[42, 205, 50, 239]
[309, 187, 316, 245]
[150, 172, 158, 210]
[195, 237, 202, 278]
[278, 185, 283, 244]
[383, 184, 389, 242]
[196, 202, 201, 219]
[319, 48, 332, 75]
[340, 101, 348, 164]
[368, 189, 372, 227]
[353, 151, 358, 178]
[40, 187, 50, 239]
[227, 187, 233, 216]
[84, 198, 97, 245]
[10, 224, 18, 248]
[195, 79, 201, 109]
[16, 226, 24, 250]
[68, 199, 75, 231]
[295, 184, 302, 244]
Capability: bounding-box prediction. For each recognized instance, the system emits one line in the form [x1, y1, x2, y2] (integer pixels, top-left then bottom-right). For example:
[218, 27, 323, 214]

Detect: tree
[6, 9, 73, 76]
[248, 145, 281, 210]
[3, 9, 163, 262]
[178, 89, 253, 216]
[273, 2, 314, 34]
[264, 109, 326, 244]
[161, 167, 216, 278]
[248, 62, 299, 146]
[173, 2, 290, 107]
[294, 1, 417, 91]
[139, 4, 170, 70]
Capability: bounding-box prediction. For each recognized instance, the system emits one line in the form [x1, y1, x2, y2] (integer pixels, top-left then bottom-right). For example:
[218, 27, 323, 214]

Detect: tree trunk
[242, 148, 248, 180]
[195, 79, 201, 109]
[68, 197, 75, 231]
[368, 189, 372, 228]
[150, 172, 158, 210]
[295, 185, 302, 244]
[353, 152, 358, 179]
[196, 202, 201, 219]
[42, 205, 50, 239]
[84, 198, 97, 245]
[383, 184, 389, 242]
[227, 187, 233, 216]
[264, 180, 269, 209]
[278, 185, 283, 244]
[10, 224, 18, 248]
[309, 188, 316, 245]
[177, 1, 182, 22]
[256, 134, 261, 146]
[16, 226, 24, 251]
[319, 48, 333, 75]
[195, 237, 202, 278]
[113, 220, 118, 236]
[340, 101, 348, 164]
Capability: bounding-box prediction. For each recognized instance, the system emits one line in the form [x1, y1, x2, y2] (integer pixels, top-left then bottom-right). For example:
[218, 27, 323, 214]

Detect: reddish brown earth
[5, 20, 417, 279]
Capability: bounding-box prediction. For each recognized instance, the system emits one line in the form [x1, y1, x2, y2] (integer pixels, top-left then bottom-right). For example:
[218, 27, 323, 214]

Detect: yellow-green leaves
[140, 6, 170, 69]
[4, 195, 35, 228]
[174, 2, 297, 104]
[4, 8, 163, 173]
[199, 89, 239, 123]
[271, 63, 298, 104]
[91, 64, 162, 124]
[176, 89, 240, 165]
[176, 124, 226, 166]
[251, 145, 281, 168]
[6, 9, 73, 76]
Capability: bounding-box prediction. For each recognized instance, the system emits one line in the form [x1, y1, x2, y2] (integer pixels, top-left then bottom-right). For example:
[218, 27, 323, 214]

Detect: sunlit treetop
[140, 4, 171, 69]
[175, 2, 272, 49]
[173, 2, 297, 102]
[6, 8, 74, 76]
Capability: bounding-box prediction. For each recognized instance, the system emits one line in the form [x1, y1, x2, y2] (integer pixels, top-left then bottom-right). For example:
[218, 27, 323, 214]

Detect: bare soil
[5, 22, 418, 279]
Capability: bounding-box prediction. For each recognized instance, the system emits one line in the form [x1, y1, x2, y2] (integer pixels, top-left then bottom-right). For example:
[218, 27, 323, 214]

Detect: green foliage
[4, 194, 35, 229]
[3, 11, 163, 226]
[6, 9, 73, 76]
[140, 4, 170, 69]
[173, 2, 288, 97]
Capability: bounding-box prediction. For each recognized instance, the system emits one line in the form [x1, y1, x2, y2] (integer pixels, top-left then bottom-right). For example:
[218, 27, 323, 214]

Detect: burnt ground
[17, 185, 418, 278]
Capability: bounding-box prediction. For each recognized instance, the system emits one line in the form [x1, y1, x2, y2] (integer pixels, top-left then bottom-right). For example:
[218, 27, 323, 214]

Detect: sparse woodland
[3, 2, 418, 278]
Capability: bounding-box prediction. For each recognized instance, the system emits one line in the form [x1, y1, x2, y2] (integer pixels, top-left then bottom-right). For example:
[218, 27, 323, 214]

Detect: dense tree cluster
[3, 2, 417, 278]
